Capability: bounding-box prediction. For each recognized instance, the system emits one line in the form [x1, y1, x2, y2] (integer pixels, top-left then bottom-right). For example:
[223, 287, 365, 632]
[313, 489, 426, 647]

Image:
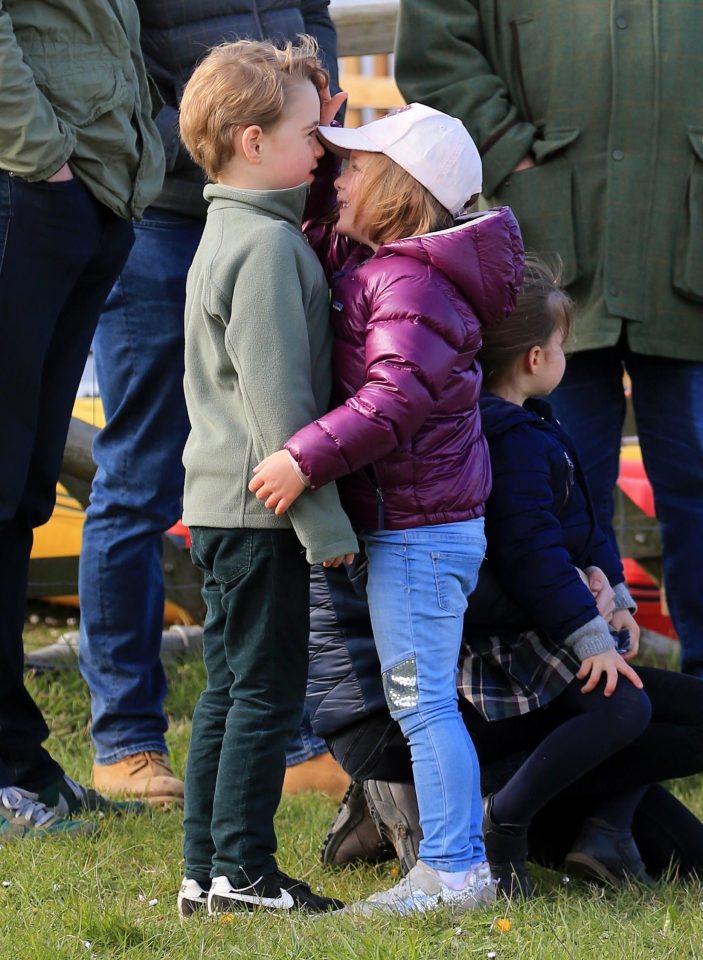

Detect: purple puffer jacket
[285, 206, 524, 531]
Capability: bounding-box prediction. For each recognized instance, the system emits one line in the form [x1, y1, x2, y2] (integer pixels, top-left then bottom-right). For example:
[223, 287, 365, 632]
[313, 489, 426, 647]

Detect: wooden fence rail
[331, 0, 403, 125]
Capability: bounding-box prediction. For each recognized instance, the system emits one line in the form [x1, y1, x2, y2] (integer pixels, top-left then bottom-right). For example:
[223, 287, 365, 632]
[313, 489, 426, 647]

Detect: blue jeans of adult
[363, 519, 487, 873]
[549, 338, 703, 674]
[0, 170, 133, 789]
[79, 208, 200, 764]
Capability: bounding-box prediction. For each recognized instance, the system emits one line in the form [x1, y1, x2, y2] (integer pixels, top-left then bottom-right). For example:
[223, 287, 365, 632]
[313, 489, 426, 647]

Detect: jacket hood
[375, 206, 523, 328]
[479, 392, 553, 439]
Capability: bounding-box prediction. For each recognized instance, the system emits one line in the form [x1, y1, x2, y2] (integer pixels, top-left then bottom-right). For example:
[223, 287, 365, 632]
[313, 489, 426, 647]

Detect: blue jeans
[79, 208, 201, 763]
[549, 342, 703, 674]
[363, 519, 487, 872]
[0, 171, 133, 788]
[286, 708, 328, 765]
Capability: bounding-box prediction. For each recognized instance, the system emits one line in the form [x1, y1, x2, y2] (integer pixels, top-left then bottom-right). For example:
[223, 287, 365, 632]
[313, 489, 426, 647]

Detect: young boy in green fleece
[176, 38, 357, 918]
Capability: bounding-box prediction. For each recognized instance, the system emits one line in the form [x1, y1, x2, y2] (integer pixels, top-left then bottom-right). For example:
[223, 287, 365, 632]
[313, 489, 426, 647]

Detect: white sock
[436, 868, 471, 890]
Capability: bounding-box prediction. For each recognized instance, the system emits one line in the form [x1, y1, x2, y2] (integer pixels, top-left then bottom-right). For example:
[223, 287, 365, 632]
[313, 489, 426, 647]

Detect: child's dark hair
[478, 255, 573, 385]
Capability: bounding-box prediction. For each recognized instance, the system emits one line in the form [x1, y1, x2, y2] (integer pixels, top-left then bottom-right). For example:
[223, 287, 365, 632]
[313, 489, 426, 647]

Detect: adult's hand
[512, 154, 535, 173]
[586, 566, 616, 621]
[46, 162, 73, 182]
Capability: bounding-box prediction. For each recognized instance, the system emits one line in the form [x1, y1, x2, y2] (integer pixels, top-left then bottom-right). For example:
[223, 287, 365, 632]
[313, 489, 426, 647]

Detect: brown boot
[283, 752, 350, 800]
[92, 751, 184, 806]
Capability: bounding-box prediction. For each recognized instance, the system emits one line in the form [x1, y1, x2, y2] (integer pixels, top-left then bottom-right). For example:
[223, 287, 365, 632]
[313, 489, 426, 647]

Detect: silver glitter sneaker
[345, 859, 496, 916]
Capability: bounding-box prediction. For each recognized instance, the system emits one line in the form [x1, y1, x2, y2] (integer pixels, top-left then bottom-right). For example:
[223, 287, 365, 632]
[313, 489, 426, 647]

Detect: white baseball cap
[318, 103, 482, 217]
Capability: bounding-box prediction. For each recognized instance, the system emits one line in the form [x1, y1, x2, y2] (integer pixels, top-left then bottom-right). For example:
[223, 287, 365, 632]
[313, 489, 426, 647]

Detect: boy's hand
[249, 451, 306, 516]
[322, 553, 356, 568]
[610, 608, 640, 661]
[577, 647, 643, 696]
[318, 84, 348, 128]
[586, 566, 616, 621]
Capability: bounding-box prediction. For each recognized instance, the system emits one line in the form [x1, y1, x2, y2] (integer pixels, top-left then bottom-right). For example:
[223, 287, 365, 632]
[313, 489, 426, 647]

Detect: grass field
[6, 607, 703, 960]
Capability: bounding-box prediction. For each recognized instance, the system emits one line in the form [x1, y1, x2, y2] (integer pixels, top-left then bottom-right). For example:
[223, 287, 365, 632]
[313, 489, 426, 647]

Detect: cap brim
[317, 125, 381, 158]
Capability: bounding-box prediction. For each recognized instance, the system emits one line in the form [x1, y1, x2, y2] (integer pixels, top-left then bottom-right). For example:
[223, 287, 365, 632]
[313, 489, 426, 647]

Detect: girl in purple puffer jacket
[250, 102, 523, 915]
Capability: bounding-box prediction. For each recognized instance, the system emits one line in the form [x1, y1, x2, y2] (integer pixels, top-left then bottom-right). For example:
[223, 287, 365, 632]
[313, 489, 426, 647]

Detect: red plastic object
[617, 457, 677, 640]
[167, 519, 191, 549]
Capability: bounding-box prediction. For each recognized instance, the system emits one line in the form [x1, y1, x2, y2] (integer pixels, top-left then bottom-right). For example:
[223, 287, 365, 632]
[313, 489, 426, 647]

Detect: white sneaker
[346, 859, 496, 916]
[177, 878, 209, 918]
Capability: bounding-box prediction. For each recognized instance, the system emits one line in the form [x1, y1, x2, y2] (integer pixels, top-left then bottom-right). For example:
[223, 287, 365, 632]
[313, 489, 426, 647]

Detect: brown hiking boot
[321, 780, 395, 867]
[283, 752, 350, 800]
[92, 751, 184, 806]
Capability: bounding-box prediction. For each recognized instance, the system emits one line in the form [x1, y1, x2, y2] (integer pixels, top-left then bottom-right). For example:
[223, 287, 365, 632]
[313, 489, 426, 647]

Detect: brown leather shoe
[92, 751, 184, 806]
[283, 752, 350, 801]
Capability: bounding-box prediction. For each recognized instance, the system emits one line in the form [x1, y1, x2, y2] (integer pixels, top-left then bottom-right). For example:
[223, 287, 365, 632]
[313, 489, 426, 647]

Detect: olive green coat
[0, 0, 164, 219]
[396, 0, 703, 360]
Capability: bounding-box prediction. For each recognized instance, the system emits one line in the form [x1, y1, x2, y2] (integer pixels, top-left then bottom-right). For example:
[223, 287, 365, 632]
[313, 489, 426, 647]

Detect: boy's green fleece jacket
[182, 181, 358, 565]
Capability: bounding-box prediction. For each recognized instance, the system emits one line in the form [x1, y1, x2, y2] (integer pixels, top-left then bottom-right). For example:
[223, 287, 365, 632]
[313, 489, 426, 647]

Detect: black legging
[488, 672, 652, 826]
[328, 666, 703, 877]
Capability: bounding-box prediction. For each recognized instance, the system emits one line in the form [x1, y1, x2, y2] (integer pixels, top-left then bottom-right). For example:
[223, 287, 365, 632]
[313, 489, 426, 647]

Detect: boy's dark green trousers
[183, 526, 310, 885]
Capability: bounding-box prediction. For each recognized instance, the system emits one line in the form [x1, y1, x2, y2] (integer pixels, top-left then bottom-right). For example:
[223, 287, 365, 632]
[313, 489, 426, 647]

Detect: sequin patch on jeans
[382, 656, 418, 711]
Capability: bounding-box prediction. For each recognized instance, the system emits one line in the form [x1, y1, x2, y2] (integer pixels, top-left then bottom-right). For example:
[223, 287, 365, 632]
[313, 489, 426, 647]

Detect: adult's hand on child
[577, 647, 643, 696]
[611, 608, 640, 661]
[318, 84, 348, 128]
[322, 553, 356, 568]
[586, 566, 616, 621]
[249, 450, 306, 516]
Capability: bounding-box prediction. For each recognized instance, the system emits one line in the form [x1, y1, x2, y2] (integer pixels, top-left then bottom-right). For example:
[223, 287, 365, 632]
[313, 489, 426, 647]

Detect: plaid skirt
[458, 627, 580, 722]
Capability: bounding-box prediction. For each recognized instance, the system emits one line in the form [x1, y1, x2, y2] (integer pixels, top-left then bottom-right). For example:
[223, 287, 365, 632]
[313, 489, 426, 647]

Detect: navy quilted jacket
[479, 392, 624, 644]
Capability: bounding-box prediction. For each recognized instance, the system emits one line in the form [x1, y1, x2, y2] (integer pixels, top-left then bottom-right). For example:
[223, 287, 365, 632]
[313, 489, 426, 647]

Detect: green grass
[6, 607, 703, 959]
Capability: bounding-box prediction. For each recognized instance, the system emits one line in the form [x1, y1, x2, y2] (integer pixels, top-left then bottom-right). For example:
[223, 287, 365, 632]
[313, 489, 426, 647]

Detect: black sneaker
[321, 780, 394, 867]
[364, 780, 422, 876]
[177, 878, 210, 917]
[208, 870, 343, 914]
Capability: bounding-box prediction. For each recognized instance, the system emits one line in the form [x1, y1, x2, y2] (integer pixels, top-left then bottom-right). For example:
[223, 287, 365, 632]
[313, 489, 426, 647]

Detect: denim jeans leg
[184, 528, 310, 885]
[79, 208, 201, 763]
[626, 351, 703, 671]
[549, 346, 627, 556]
[0, 172, 133, 788]
[550, 343, 703, 670]
[285, 706, 328, 766]
[363, 520, 486, 872]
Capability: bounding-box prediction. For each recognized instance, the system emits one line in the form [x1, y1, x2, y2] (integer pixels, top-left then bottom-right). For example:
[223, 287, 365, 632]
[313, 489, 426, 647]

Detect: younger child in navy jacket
[461, 257, 653, 896]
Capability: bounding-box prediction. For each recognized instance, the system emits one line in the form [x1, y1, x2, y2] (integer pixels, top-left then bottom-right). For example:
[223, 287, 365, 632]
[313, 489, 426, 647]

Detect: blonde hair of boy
[351, 153, 454, 246]
[180, 36, 328, 182]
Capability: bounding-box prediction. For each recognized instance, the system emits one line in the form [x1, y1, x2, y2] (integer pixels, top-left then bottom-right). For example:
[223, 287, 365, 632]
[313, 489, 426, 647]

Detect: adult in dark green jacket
[0, 0, 164, 835]
[395, 0, 703, 676]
